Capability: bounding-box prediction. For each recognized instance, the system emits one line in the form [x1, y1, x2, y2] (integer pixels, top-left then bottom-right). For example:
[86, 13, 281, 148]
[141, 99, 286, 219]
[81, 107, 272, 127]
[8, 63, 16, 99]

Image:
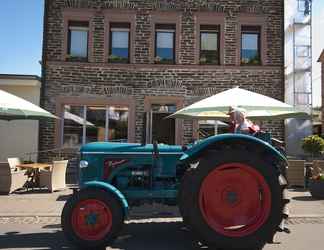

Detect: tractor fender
[81, 180, 129, 216]
[180, 133, 287, 164]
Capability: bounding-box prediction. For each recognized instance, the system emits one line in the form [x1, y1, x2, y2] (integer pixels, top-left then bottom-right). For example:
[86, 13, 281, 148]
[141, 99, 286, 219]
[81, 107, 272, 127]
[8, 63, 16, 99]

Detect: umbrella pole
[214, 122, 218, 135]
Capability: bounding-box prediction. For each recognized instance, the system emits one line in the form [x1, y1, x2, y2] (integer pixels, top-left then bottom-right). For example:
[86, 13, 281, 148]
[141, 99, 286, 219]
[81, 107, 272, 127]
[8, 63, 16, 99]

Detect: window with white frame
[109, 22, 130, 63]
[241, 25, 261, 65]
[62, 105, 129, 147]
[155, 24, 176, 64]
[200, 25, 220, 65]
[67, 21, 89, 60]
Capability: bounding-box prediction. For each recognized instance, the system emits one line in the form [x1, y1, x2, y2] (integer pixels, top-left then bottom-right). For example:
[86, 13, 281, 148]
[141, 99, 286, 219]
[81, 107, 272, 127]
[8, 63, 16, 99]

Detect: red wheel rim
[199, 163, 271, 237]
[71, 199, 113, 241]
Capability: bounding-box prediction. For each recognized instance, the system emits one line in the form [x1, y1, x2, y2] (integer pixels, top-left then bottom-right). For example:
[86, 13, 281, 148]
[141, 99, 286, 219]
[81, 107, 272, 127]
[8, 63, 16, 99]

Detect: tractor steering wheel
[153, 140, 159, 158]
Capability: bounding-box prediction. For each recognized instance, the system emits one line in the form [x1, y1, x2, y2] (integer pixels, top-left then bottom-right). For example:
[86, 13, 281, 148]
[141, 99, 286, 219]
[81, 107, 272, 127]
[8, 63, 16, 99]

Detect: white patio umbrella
[0, 89, 57, 121]
[169, 87, 309, 120]
[64, 111, 95, 127]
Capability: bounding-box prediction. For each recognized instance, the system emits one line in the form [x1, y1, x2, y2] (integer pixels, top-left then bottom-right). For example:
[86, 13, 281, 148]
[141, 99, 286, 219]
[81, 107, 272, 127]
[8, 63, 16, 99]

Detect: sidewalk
[0, 188, 323, 218]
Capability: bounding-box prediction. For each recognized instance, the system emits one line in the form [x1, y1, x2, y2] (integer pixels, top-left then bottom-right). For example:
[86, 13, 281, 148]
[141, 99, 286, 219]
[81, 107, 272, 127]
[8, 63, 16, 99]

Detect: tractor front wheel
[62, 188, 124, 249]
[181, 149, 285, 249]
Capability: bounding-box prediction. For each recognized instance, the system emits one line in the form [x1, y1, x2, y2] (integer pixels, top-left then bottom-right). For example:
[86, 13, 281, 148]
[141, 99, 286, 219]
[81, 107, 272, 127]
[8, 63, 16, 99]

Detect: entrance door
[148, 104, 177, 145]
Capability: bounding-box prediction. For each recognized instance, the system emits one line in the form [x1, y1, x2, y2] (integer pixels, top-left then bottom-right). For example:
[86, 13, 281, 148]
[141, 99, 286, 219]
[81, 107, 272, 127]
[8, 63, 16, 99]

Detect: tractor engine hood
[80, 142, 184, 155]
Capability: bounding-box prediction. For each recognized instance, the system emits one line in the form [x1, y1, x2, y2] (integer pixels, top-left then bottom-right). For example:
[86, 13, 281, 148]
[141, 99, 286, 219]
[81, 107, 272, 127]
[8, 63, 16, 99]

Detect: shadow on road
[0, 221, 214, 250]
[0, 220, 268, 250]
[0, 230, 74, 250]
[292, 196, 318, 201]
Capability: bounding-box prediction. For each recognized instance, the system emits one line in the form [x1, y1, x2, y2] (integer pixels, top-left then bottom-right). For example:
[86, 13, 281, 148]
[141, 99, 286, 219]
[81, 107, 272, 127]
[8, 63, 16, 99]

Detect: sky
[0, 0, 323, 105]
[0, 0, 44, 76]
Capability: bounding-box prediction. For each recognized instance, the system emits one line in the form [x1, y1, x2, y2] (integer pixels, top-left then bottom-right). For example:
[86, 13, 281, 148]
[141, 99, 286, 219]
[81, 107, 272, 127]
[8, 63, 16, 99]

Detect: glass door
[146, 104, 177, 145]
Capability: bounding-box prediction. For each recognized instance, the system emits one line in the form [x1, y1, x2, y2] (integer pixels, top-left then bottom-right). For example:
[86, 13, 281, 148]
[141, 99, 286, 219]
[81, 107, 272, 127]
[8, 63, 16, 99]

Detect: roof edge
[317, 50, 324, 63]
[0, 74, 41, 81]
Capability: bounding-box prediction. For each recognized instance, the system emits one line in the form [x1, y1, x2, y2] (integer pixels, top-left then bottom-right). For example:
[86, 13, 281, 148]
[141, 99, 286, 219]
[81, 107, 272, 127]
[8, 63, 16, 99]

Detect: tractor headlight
[79, 160, 89, 169]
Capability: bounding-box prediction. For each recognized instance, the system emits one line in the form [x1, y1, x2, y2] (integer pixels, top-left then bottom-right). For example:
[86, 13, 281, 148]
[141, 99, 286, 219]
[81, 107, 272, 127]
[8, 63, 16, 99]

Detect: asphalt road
[0, 217, 323, 250]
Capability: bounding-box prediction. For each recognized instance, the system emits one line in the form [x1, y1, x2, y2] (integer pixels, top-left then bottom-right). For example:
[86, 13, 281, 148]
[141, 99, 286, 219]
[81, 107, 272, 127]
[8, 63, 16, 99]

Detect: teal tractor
[62, 133, 289, 249]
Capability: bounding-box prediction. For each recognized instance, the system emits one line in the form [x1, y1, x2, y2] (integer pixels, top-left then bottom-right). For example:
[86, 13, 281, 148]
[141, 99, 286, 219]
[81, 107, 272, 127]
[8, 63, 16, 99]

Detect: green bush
[302, 135, 324, 158]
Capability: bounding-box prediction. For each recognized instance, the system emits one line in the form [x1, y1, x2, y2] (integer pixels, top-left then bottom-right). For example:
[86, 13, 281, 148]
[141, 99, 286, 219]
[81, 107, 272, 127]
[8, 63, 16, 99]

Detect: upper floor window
[241, 26, 261, 65]
[155, 24, 176, 64]
[109, 23, 130, 63]
[67, 21, 89, 61]
[200, 25, 220, 65]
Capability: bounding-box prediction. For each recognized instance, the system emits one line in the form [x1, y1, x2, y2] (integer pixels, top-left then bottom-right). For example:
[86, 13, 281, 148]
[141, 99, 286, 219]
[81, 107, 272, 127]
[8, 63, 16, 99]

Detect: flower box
[309, 179, 324, 199]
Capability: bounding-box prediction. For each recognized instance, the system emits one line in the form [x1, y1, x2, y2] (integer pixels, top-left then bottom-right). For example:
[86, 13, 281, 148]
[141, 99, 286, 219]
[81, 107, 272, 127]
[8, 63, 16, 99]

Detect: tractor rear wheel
[180, 149, 287, 249]
[62, 188, 124, 249]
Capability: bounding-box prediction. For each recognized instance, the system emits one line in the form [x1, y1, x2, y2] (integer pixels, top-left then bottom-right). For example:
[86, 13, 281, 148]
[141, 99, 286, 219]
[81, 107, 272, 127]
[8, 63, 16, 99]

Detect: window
[200, 25, 220, 65]
[62, 105, 129, 147]
[109, 23, 130, 63]
[155, 24, 176, 64]
[241, 26, 261, 65]
[296, 45, 311, 57]
[298, 0, 311, 15]
[67, 21, 89, 60]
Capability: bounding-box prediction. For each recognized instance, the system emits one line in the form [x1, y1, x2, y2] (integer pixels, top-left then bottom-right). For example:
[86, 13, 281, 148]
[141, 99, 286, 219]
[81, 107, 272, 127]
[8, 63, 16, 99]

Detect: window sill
[108, 61, 130, 64]
[154, 61, 176, 65]
[240, 63, 262, 66]
[199, 63, 220, 65]
[66, 57, 89, 63]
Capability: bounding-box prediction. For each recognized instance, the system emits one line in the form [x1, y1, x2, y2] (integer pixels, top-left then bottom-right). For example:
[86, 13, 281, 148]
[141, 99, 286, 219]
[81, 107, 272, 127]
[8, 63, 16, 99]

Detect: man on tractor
[228, 107, 260, 134]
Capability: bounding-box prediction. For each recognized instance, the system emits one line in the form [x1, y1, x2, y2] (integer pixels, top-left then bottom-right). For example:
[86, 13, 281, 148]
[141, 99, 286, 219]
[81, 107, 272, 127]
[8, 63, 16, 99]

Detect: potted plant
[301, 135, 324, 160]
[309, 170, 324, 199]
[302, 135, 324, 198]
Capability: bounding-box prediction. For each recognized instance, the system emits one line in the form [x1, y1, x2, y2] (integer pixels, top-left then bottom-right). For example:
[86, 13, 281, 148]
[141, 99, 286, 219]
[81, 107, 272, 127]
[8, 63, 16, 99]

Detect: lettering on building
[151, 0, 179, 10]
[197, 0, 226, 12]
[147, 79, 184, 89]
[239, 5, 266, 14]
[192, 87, 220, 96]
[62, 85, 93, 94]
[103, 0, 137, 9]
[62, 85, 133, 96]
[64, 0, 90, 8]
[103, 86, 133, 96]
[238, 0, 266, 14]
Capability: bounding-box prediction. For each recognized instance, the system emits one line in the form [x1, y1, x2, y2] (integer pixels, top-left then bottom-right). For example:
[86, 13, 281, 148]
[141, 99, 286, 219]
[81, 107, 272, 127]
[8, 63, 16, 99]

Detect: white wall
[0, 82, 41, 162]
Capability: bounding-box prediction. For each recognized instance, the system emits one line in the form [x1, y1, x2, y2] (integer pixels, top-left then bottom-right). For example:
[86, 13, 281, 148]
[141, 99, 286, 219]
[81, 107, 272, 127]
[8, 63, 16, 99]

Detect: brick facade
[40, 0, 285, 160]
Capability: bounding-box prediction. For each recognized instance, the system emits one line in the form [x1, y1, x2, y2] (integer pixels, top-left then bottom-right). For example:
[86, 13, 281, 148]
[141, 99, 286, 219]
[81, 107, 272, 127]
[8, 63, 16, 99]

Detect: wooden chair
[287, 160, 305, 187]
[7, 157, 22, 170]
[39, 160, 68, 192]
[0, 162, 27, 194]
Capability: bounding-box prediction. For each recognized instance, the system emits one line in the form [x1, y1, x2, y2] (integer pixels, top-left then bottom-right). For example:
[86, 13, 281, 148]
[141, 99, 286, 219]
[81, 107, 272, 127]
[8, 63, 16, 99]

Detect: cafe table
[17, 163, 52, 189]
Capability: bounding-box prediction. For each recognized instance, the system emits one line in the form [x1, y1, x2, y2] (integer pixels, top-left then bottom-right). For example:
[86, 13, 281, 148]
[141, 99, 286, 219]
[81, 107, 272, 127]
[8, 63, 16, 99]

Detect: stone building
[40, 0, 284, 158]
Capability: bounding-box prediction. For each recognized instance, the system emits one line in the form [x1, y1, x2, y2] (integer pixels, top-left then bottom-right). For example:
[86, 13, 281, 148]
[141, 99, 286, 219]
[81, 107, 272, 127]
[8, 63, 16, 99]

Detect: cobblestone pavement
[0, 188, 323, 217]
[1, 216, 324, 225]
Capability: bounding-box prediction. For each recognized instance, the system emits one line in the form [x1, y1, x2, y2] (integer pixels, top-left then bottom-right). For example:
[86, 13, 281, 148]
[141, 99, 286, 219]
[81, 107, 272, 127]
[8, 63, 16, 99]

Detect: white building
[0, 74, 41, 162]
